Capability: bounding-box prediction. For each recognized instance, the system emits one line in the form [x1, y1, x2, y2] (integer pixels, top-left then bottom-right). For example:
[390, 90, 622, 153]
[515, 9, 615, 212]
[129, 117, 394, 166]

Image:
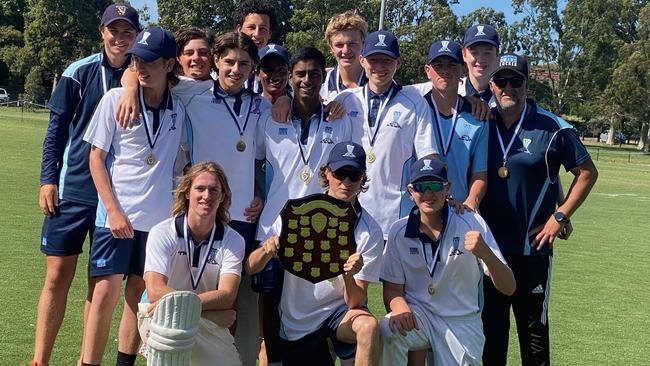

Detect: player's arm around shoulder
[463, 212, 516, 296]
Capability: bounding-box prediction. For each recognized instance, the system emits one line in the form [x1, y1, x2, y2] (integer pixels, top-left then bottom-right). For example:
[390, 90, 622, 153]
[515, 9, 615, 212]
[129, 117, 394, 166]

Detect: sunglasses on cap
[411, 181, 447, 193]
[332, 168, 363, 182]
[492, 75, 525, 88]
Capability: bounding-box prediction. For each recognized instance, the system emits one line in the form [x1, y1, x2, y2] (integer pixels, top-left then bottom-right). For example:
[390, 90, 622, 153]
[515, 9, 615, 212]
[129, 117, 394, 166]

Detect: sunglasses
[492, 75, 525, 88]
[332, 169, 363, 182]
[411, 181, 447, 193]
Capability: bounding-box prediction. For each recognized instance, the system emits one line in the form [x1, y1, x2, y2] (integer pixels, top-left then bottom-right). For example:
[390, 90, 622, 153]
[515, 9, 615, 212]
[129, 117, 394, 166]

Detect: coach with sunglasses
[380, 156, 515, 365]
[480, 53, 598, 365]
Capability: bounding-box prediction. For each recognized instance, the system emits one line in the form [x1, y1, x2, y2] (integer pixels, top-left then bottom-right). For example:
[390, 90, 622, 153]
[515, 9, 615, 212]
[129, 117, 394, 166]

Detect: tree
[24, 65, 46, 103]
[158, 0, 233, 34]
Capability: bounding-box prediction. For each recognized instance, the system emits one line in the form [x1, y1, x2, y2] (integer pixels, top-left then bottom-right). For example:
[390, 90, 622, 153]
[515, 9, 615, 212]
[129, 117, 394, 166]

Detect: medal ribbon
[138, 86, 169, 150]
[334, 66, 366, 94]
[291, 105, 324, 167]
[421, 236, 442, 279]
[363, 83, 399, 149]
[496, 103, 527, 163]
[184, 215, 217, 291]
[220, 91, 253, 142]
[430, 95, 460, 157]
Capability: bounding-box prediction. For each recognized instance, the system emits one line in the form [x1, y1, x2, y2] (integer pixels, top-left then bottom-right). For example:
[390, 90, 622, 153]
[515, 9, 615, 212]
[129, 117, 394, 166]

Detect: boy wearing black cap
[32, 3, 140, 366]
[82, 27, 185, 366]
[380, 157, 515, 366]
[335, 30, 437, 241]
[248, 141, 384, 366]
[480, 53, 598, 365]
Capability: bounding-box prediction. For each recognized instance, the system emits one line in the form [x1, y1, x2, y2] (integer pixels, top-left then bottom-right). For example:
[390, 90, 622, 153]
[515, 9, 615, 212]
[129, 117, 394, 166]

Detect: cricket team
[31, 2, 598, 366]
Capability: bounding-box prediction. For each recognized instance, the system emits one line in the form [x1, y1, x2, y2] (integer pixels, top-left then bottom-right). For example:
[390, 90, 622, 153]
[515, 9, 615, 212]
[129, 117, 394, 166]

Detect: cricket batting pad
[147, 291, 202, 366]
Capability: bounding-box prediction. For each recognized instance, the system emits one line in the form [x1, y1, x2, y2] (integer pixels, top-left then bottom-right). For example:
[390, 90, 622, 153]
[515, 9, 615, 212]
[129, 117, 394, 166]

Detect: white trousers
[234, 275, 260, 366]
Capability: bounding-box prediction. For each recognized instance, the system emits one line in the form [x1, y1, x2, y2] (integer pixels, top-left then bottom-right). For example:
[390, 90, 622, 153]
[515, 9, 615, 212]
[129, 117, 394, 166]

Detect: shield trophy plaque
[279, 193, 358, 284]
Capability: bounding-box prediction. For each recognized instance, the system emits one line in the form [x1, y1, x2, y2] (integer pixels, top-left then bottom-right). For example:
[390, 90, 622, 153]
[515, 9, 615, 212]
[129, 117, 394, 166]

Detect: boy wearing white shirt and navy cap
[380, 157, 515, 366]
[248, 141, 384, 366]
[82, 27, 185, 366]
[334, 30, 438, 240]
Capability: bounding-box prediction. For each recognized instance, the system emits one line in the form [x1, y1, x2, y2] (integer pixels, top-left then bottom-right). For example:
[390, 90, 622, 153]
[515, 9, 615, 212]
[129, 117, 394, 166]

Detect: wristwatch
[553, 211, 569, 224]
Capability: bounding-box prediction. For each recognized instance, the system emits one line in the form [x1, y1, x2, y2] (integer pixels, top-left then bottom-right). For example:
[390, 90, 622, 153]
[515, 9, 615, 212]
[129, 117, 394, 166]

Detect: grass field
[1, 107, 649, 365]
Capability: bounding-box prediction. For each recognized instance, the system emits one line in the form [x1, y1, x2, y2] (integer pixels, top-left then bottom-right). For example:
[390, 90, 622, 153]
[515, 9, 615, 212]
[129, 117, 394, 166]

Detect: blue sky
[129, 0, 529, 24]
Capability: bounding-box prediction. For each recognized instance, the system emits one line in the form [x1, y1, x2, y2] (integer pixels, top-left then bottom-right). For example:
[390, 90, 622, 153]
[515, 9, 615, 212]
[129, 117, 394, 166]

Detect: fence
[586, 146, 650, 165]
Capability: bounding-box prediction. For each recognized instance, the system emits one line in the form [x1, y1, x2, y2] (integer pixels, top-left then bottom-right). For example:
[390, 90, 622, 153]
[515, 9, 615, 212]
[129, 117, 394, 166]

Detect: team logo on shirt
[475, 26, 486, 37]
[177, 251, 187, 256]
[459, 134, 472, 141]
[116, 5, 127, 15]
[278, 127, 288, 135]
[169, 113, 177, 131]
[517, 138, 532, 154]
[207, 248, 219, 265]
[409, 247, 420, 255]
[450, 236, 464, 256]
[375, 34, 387, 47]
[348, 111, 359, 117]
[386, 111, 402, 128]
[438, 41, 451, 53]
[251, 98, 262, 114]
[138, 31, 151, 46]
[320, 126, 334, 144]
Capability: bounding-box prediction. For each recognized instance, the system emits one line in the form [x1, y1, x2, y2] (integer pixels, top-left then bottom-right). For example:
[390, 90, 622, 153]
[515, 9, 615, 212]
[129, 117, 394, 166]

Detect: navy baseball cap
[463, 24, 499, 48]
[259, 44, 289, 66]
[409, 157, 448, 184]
[427, 40, 462, 64]
[101, 3, 141, 31]
[127, 28, 177, 62]
[491, 53, 529, 79]
[327, 142, 367, 173]
[362, 30, 400, 59]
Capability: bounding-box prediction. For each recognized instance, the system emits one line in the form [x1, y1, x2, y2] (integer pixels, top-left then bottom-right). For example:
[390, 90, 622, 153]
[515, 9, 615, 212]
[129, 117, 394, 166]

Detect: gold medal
[146, 152, 157, 166]
[497, 165, 509, 178]
[366, 150, 376, 164]
[236, 139, 246, 152]
[428, 282, 435, 295]
[299, 167, 312, 184]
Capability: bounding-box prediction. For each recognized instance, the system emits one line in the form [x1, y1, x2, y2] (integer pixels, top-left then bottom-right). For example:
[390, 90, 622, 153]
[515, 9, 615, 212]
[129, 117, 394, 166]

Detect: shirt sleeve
[413, 97, 438, 158]
[220, 230, 245, 276]
[256, 110, 270, 161]
[471, 120, 489, 173]
[144, 222, 176, 278]
[353, 216, 384, 283]
[83, 91, 117, 152]
[557, 127, 591, 172]
[380, 223, 406, 285]
[40, 75, 81, 185]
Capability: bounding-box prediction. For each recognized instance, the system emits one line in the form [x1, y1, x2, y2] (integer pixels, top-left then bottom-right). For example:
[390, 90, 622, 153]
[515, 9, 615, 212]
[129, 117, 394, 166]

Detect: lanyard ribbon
[183, 216, 217, 291]
[430, 95, 460, 157]
[220, 91, 253, 141]
[291, 106, 324, 166]
[364, 83, 399, 148]
[138, 86, 169, 150]
[496, 104, 528, 163]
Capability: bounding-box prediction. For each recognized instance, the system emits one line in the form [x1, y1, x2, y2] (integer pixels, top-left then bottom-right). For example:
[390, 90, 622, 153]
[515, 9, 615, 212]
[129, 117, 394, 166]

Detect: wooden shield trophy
[279, 193, 358, 283]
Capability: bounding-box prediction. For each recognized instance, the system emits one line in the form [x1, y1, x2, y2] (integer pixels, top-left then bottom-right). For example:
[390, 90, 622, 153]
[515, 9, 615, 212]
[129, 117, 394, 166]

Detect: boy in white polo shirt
[83, 27, 185, 366]
[142, 162, 244, 366]
[380, 157, 515, 366]
[248, 142, 383, 366]
[334, 30, 437, 239]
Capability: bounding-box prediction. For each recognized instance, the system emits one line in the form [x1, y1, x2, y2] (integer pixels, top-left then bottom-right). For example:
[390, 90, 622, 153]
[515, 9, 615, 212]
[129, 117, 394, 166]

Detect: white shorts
[380, 305, 484, 366]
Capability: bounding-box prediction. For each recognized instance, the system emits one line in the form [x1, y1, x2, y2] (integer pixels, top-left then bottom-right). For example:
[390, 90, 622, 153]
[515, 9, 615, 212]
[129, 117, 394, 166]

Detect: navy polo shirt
[480, 99, 590, 256]
[41, 52, 130, 206]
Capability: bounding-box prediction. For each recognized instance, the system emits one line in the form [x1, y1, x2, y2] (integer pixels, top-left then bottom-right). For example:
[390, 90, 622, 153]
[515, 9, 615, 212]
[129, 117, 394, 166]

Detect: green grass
[1, 109, 649, 365]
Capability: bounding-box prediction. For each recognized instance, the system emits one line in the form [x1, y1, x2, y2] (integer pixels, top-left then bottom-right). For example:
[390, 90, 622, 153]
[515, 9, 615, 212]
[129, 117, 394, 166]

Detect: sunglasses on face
[411, 181, 447, 193]
[332, 168, 363, 182]
[492, 75, 525, 88]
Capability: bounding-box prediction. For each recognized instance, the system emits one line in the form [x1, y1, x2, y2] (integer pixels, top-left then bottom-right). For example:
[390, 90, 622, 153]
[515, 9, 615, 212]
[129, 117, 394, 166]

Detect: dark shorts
[280, 303, 358, 366]
[40, 199, 96, 256]
[89, 228, 147, 278]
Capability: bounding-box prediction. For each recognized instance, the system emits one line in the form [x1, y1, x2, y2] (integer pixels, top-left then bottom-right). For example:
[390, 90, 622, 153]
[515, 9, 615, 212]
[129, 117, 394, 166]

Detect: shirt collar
[327, 66, 369, 92]
[213, 80, 253, 99]
[404, 204, 449, 239]
[144, 88, 173, 111]
[101, 51, 131, 70]
[174, 214, 225, 242]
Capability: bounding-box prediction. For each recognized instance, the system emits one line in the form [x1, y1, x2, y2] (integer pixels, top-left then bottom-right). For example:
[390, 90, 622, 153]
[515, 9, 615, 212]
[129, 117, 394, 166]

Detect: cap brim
[362, 49, 399, 59]
[428, 54, 462, 64]
[103, 17, 139, 30]
[410, 175, 447, 184]
[329, 161, 366, 173]
[127, 48, 160, 62]
[464, 39, 499, 48]
[491, 66, 527, 79]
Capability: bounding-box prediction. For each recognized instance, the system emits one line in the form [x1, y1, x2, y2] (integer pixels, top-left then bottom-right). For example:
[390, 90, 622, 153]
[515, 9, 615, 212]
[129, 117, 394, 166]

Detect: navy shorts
[89, 228, 147, 278]
[280, 303, 358, 366]
[40, 199, 96, 256]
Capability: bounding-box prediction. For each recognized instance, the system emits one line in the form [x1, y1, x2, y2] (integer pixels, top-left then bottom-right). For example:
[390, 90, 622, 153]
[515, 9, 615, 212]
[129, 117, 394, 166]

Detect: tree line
[1, 0, 648, 149]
